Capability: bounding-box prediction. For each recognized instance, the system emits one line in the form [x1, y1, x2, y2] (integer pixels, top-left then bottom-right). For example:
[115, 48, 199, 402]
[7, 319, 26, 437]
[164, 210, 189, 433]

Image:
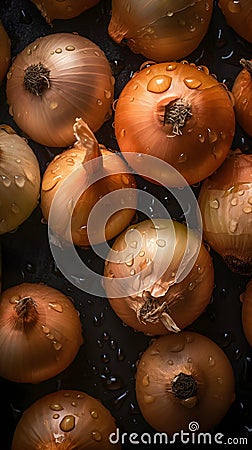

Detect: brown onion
[103, 219, 214, 335]
[31, 0, 100, 24]
[198, 150, 252, 276]
[0, 20, 11, 84]
[240, 279, 252, 346]
[232, 59, 252, 136]
[0, 282, 83, 383]
[41, 117, 137, 247]
[218, 0, 252, 43]
[114, 61, 235, 187]
[108, 0, 213, 62]
[0, 125, 41, 234]
[135, 331, 235, 434]
[11, 389, 121, 450]
[6, 33, 114, 147]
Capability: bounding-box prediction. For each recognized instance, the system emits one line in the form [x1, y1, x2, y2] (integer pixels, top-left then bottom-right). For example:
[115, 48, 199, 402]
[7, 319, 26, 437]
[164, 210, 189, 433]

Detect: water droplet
[243, 206, 252, 214]
[101, 354, 110, 364]
[248, 196, 252, 205]
[125, 254, 134, 267]
[90, 410, 98, 419]
[60, 415, 75, 432]
[188, 281, 194, 291]
[185, 335, 194, 344]
[53, 341, 62, 351]
[104, 89, 111, 99]
[11, 203, 20, 214]
[156, 239, 166, 247]
[102, 331, 110, 341]
[97, 99, 103, 106]
[116, 348, 125, 361]
[210, 199, 219, 209]
[229, 219, 238, 233]
[50, 403, 64, 411]
[26, 48, 32, 55]
[178, 152, 187, 163]
[208, 356, 215, 367]
[139, 250, 145, 257]
[14, 175, 25, 188]
[147, 75, 172, 93]
[110, 339, 117, 350]
[143, 394, 155, 404]
[198, 133, 205, 143]
[55, 48, 62, 54]
[142, 374, 150, 386]
[187, 357, 193, 363]
[7, 71, 12, 79]
[230, 197, 238, 206]
[9, 295, 20, 304]
[207, 128, 218, 143]
[53, 414, 60, 419]
[228, 0, 241, 13]
[129, 96, 134, 102]
[49, 303, 63, 313]
[166, 63, 177, 71]
[166, 10, 174, 17]
[1, 175, 11, 187]
[120, 128, 126, 137]
[170, 343, 185, 352]
[65, 45, 75, 51]
[183, 78, 202, 89]
[101, 374, 124, 390]
[217, 377, 224, 384]
[66, 157, 74, 166]
[49, 101, 58, 110]
[219, 331, 232, 348]
[97, 339, 103, 348]
[234, 348, 242, 360]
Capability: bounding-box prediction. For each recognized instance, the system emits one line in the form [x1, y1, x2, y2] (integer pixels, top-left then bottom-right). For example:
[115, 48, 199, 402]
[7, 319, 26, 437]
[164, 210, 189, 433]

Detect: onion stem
[14, 296, 38, 325]
[24, 63, 50, 96]
[240, 58, 252, 74]
[164, 99, 192, 135]
[137, 290, 180, 332]
[172, 372, 198, 400]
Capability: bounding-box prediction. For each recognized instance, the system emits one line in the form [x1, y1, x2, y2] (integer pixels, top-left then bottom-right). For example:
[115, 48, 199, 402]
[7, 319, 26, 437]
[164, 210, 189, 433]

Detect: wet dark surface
[0, 0, 252, 449]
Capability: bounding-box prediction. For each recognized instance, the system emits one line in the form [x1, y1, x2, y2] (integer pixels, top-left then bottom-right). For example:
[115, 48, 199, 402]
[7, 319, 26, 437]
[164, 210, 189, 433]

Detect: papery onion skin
[11, 390, 121, 450]
[114, 61, 235, 187]
[0, 126, 41, 234]
[135, 331, 235, 434]
[240, 279, 252, 347]
[218, 0, 252, 43]
[41, 118, 137, 247]
[198, 151, 252, 276]
[232, 59, 252, 137]
[108, 0, 213, 62]
[0, 21, 11, 84]
[0, 283, 83, 383]
[104, 219, 214, 335]
[31, 0, 100, 24]
[6, 33, 114, 147]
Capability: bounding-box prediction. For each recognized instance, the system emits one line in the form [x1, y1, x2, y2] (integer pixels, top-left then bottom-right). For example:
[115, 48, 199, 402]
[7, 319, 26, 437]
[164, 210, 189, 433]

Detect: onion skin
[0, 283, 83, 383]
[6, 33, 114, 147]
[0, 125, 41, 234]
[108, 0, 213, 62]
[104, 219, 214, 335]
[218, 0, 252, 43]
[135, 331, 235, 434]
[232, 59, 252, 136]
[198, 151, 252, 276]
[0, 21, 11, 84]
[114, 61, 235, 187]
[31, 0, 100, 24]
[240, 279, 252, 347]
[11, 390, 121, 450]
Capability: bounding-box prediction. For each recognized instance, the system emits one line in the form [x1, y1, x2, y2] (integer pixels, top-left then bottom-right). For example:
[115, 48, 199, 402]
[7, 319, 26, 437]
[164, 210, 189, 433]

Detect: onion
[198, 150, 252, 276]
[6, 33, 114, 147]
[41, 117, 137, 247]
[103, 219, 214, 335]
[218, 0, 252, 43]
[31, 0, 100, 24]
[135, 331, 235, 434]
[232, 59, 252, 137]
[0, 125, 41, 234]
[11, 389, 120, 450]
[0, 20, 11, 84]
[108, 0, 214, 62]
[114, 60, 235, 187]
[0, 282, 83, 383]
[240, 279, 252, 347]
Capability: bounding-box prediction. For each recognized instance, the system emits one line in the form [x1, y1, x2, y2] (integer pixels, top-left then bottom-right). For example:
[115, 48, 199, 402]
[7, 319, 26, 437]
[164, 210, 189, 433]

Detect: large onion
[218, 0, 252, 43]
[31, 0, 100, 24]
[104, 219, 214, 335]
[6, 33, 114, 147]
[0, 282, 83, 383]
[11, 390, 121, 450]
[198, 150, 252, 276]
[232, 59, 252, 137]
[0, 125, 41, 234]
[0, 20, 11, 84]
[108, 0, 214, 62]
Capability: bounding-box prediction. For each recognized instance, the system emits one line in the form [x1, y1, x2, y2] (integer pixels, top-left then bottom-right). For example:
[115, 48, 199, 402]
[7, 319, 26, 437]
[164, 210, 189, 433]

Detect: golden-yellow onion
[0, 21, 11, 84]
[11, 390, 121, 450]
[41, 118, 137, 247]
[108, 0, 214, 62]
[232, 59, 252, 136]
[218, 0, 252, 42]
[114, 61, 235, 187]
[0, 282, 83, 383]
[135, 331, 235, 434]
[198, 150, 252, 276]
[240, 279, 252, 346]
[104, 219, 214, 335]
[0, 125, 41, 234]
[6, 33, 114, 147]
[31, 0, 100, 24]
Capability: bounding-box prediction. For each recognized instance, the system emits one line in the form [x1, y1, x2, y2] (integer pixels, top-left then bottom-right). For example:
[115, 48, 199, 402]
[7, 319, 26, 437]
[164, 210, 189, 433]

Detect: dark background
[0, 0, 252, 448]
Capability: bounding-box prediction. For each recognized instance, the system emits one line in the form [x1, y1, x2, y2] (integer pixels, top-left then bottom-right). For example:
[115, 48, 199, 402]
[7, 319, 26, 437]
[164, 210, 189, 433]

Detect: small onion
[0, 20, 11, 84]
[108, 0, 213, 62]
[41, 117, 137, 247]
[103, 219, 214, 335]
[0, 125, 41, 234]
[135, 331, 235, 434]
[240, 279, 252, 347]
[6, 33, 114, 147]
[0, 282, 83, 383]
[31, 0, 100, 24]
[232, 59, 252, 136]
[11, 389, 121, 450]
[198, 150, 252, 276]
[114, 61, 235, 187]
[218, 0, 252, 43]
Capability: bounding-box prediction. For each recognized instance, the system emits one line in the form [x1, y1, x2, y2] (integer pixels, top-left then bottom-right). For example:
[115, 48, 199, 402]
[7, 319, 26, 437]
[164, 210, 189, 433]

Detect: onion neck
[137, 291, 180, 333]
[24, 63, 50, 96]
[172, 372, 198, 408]
[14, 297, 38, 329]
[163, 99, 192, 135]
[240, 58, 252, 75]
[73, 117, 103, 171]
